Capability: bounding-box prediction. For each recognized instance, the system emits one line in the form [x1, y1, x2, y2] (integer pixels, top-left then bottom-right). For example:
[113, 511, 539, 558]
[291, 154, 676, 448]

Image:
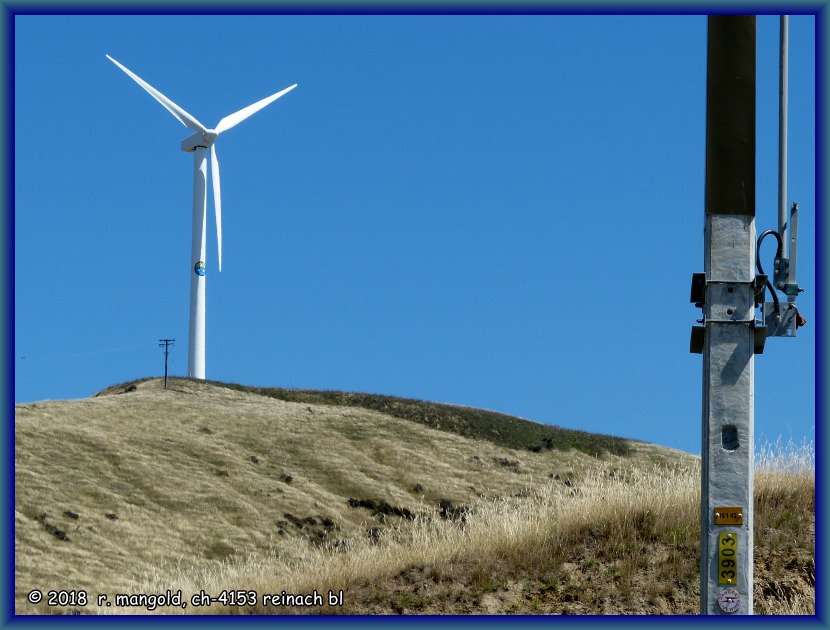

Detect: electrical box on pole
[690, 15, 806, 615]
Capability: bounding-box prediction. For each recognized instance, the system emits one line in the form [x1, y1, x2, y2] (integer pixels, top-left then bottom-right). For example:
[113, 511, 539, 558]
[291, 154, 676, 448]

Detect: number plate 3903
[718, 532, 738, 585]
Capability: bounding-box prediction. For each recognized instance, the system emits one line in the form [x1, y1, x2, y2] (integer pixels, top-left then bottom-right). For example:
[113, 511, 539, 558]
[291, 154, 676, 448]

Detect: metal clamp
[690, 273, 769, 354]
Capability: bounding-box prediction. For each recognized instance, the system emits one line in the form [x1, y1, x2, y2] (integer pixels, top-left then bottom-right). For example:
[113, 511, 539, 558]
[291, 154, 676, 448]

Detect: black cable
[756, 229, 783, 265]
[756, 230, 783, 315]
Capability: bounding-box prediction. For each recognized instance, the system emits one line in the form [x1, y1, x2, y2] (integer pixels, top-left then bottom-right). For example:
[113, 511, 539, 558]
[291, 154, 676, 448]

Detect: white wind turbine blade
[210, 144, 223, 272]
[106, 54, 207, 133]
[215, 84, 297, 134]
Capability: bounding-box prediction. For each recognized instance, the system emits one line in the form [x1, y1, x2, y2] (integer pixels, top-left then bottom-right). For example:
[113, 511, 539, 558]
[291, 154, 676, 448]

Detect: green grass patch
[190, 379, 634, 457]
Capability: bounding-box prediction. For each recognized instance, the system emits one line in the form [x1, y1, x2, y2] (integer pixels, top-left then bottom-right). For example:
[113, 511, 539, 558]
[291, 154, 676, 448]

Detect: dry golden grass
[15, 378, 812, 615]
[130, 453, 812, 615]
[752, 439, 815, 615]
[127, 460, 702, 615]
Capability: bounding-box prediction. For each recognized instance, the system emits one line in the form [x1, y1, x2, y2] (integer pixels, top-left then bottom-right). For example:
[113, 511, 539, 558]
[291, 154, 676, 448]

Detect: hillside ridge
[15, 378, 812, 614]
[94, 377, 638, 457]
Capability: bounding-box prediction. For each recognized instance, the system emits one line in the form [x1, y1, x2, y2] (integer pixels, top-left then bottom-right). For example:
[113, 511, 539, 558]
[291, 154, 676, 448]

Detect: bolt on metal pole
[700, 15, 756, 615]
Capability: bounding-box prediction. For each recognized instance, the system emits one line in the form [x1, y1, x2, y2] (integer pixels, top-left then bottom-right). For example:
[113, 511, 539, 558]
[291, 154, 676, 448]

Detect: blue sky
[12, 12, 817, 456]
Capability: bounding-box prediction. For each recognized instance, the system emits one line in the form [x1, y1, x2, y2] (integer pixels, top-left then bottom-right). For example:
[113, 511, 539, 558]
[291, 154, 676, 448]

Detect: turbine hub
[181, 130, 218, 153]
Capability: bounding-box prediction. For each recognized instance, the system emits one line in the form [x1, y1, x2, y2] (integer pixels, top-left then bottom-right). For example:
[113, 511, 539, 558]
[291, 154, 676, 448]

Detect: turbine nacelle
[181, 130, 219, 152]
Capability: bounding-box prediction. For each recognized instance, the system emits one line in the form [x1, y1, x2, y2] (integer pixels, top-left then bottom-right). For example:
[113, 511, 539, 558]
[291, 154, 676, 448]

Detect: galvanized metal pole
[700, 15, 756, 615]
[778, 15, 789, 254]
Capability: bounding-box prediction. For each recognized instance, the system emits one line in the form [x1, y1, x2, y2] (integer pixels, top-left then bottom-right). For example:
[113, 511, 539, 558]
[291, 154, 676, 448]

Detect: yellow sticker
[714, 507, 744, 525]
[718, 532, 738, 585]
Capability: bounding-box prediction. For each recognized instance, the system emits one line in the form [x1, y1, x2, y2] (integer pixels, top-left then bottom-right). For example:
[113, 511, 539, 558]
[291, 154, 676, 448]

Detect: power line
[17, 342, 157, 362]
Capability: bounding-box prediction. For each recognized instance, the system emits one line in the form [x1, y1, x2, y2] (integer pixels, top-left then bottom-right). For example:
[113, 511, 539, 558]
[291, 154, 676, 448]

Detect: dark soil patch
[34, 514, 70, 542]
[347, 498, 415, 520]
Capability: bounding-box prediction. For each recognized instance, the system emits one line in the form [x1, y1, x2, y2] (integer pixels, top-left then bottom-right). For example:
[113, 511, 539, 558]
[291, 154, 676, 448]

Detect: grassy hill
[14, 378, 813, 615]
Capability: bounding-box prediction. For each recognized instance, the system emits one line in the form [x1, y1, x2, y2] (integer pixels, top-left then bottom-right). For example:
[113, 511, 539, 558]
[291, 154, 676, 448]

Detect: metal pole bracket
[763, 302, 801, 337]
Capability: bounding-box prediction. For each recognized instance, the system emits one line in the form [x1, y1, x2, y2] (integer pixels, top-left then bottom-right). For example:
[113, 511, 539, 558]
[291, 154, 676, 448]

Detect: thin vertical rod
[778, 15, 789, 254]
[788, 201, 799, 302]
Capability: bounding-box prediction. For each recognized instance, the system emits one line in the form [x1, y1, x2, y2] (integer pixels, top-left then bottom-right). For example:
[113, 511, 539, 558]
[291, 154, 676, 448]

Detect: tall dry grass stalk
[753, 438, 815, 615]
[756, 436, 814, 476]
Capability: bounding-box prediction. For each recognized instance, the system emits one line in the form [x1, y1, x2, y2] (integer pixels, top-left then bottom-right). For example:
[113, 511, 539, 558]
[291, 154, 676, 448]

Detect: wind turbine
[106, 54, 297, 380]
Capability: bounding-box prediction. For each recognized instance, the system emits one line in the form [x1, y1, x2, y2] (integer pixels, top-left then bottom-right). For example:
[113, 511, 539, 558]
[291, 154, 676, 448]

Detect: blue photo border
[2, 1, 825, 627]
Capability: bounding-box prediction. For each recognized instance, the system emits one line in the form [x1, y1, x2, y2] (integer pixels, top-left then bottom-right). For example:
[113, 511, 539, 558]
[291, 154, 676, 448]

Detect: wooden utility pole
[699, 15, 757, 615]
[159, 338, 175, 389]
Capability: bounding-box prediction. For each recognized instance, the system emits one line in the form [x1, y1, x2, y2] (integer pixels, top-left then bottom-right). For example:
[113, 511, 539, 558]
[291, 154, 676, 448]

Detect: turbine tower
[106, 54, 296, 379]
